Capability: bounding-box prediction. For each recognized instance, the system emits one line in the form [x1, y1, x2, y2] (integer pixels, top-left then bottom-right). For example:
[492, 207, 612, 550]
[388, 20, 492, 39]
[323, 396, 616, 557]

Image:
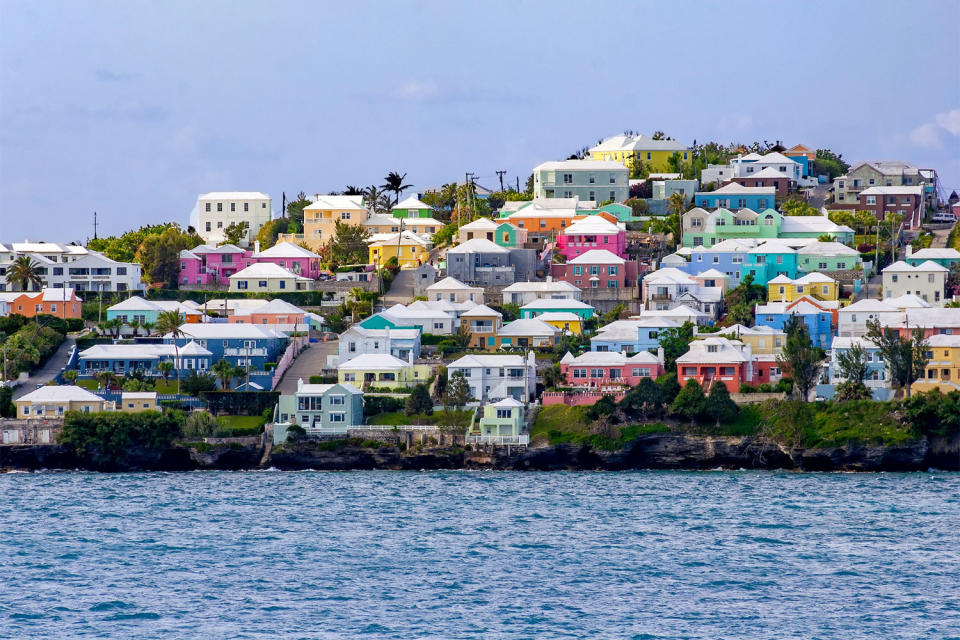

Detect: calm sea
[1, 471, 958, 639]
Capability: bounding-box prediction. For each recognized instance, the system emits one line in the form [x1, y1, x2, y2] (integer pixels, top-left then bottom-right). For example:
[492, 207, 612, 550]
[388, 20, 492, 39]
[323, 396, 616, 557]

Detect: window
[53, 267, 63, 276]
[244, 203, 249, 212]
[206, 222, 211, 232]
[217, 203, 222, 212]
[646, 152, 651, 160]
[892, 274, 898, 283]
[866, 196, 876, 205]
[329, 395, 345, 406]
[707, 345, 718, 353]
[563, 173, 572, 184]
[608, 266, 618, 276]
[607, 280, 618, 288]
[573, 368, 586, 378]
[589, 191, 595, 201]
[632, 367, 651, 377]
[822, 285, 829, 295]
[610, 191, 616, 201]
[218, 221, 223, 228]
[758, 199, 768, 209]
[258, 280, 267, 288]
[609, 369, 622, 379]
[609, 175, 616, 184]
[230, 203, 236, 212]
[330, 412, 345, 423]
[237, 281, 248, 290]
[573, 266, 583, 276]
[116, 267, 126, 275]
[496, 409, 512, 419]
[589, 175, 596, 184]
[590, 368, 604, 378]
[205, 203, 211, 212]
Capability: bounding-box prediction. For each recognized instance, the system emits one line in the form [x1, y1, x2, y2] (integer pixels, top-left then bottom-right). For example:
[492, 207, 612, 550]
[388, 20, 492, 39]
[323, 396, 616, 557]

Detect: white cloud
[909, 122, 942, 149]
[394, 80, 439, 101]
[935, 108, 960, 136]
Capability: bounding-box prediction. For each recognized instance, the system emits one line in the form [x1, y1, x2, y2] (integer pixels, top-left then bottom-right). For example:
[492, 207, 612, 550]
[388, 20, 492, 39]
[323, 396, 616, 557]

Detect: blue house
[742, 241, 799, 286]
[167, 324, 288, 389]
[520, 298, 595, 321]
[816, 336, 893, 402]
[754, 298, 834, 350]
[105, 296, 202, 327]
[694, 183, 776, 211]
[591, 317, 683, 354]
[77, 341, 213, 378]
[681, 239, 753, 286]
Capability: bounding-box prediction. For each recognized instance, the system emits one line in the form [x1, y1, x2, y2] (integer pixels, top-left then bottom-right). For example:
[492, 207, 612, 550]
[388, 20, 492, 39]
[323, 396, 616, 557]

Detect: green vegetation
[57, 410, 181, 467]
[0, 316, 66, 379]
[367, 409, 472, 427]
[214, 414, 266, 437]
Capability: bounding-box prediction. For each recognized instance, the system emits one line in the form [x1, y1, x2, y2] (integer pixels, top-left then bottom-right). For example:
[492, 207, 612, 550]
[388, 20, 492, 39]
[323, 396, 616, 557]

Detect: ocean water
[1, 471, 958, 640]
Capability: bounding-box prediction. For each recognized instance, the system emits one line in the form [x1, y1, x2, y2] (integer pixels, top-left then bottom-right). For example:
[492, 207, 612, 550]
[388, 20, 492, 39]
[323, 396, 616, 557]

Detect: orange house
[501, 209, 618, 235]
[10, 288, 82, 319]
[227, 298, 307, 329]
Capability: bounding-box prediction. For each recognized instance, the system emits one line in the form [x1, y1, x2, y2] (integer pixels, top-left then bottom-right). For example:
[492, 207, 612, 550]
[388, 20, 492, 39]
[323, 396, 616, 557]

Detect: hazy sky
[1, 0, 958, 242]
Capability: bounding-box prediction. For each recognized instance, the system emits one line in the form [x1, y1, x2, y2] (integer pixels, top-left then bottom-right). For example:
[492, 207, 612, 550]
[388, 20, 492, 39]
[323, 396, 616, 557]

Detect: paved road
[11, 335, 77, 400]
[805, 183, 832, 209]
[274, 339, 339, 394]
[384, 268, 417, 306]
[930, 224, 954, 249]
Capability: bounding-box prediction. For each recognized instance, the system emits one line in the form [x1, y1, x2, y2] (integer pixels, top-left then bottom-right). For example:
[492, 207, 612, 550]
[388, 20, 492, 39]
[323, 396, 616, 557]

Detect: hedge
[199, 391, 280, 416]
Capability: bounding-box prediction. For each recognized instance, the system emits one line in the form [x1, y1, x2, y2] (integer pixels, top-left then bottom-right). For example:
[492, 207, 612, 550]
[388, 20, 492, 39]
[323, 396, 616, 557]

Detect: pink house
[559, 350, 664, 388]
[180, 241, 321, 287]
[550, 249, 639, 291]
[556, 216, 627, 260]
[228, 298, 308, 331]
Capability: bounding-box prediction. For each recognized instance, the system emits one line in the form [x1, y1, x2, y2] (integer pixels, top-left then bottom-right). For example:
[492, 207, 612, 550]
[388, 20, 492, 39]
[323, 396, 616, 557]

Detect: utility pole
[93, 211, 98, 240]
[395, 217, 405, 270]
[516, 176, 520, 193]
[465, 172, 475, 222]
[282, 192, 287, 218]
[496, 170, 506, 193]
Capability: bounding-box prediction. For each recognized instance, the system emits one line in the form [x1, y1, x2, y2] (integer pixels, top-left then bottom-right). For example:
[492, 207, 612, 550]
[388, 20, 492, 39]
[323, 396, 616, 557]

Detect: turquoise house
[105, 295, 199, 326]
[474, 398, 526, 442]
[359, 313, 417, 331]
[695, 184, 776, 211]
[905, 247, 960, 269]
[741, 241, 799, 285]
[273, 379, 364, 443]
[520, 298, 595, 320]
[496, 222, 527, 249]
[796, 242, 862, 274]
[591, 202, 634, 222]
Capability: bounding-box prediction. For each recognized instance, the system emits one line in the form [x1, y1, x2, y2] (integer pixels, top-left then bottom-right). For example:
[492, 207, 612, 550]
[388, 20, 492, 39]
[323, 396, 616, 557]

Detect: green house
[495, 222, 526, 248]
[475, 398, 525, 442]
[273, 379, 364, 443]
[392, 195, 436, 219]
[519, 298, 595, 320]
[590, 202, 634, 222]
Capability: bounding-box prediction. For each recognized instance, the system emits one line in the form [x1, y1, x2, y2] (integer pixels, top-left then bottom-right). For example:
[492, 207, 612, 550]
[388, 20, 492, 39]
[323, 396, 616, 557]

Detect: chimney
[657, 346, 665, 365]
[408, 350, 414, 365]
[315, 193, 320, 202]
[254, 240, 261, 254]
[297, 378, 303, 391]
[905, 244, 913, 258]
[546, 275, 552, 282]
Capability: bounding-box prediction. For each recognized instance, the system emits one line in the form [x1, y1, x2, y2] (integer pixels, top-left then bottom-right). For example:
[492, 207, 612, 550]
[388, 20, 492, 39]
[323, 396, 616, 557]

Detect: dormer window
[707, 345, 718, 353]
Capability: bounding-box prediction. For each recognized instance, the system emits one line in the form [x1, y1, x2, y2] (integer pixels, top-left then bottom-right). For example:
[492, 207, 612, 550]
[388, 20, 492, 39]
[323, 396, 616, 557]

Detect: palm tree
[95, 370, 116, 391]
[343, 185, 364, 195]
[667, 192, 687, 247]
[382, 172, 412, 204]
[231, 364, 247, 390]
[142, 321, 155, 336]
[62, 369, 78, 385]
[6, 256, 43, 291]
[155, 310, 184, 395]
[364, 185, 392, 215]
[348, 286, 366, 322]
[211, 359, 234, 391]
[157, 360, 174, 386]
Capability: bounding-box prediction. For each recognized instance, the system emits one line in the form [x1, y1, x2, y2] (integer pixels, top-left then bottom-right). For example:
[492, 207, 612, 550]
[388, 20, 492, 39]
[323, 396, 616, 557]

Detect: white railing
[225, 347, 268, 356]
[302, 425, 361, 435]
[466, 434, 529, 446]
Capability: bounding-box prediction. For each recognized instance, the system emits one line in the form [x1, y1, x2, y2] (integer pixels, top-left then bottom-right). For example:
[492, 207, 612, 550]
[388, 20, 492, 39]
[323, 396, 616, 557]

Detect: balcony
[650, 293, 673, 301]
[469, 326, 495, 334]
[224, 347, 268, 356]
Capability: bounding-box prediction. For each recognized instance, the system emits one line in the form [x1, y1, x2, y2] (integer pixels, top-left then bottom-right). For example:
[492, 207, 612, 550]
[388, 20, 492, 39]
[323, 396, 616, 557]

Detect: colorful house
[755, 297, 835, 349]
[364, 302, 456, 335]
[796, 241, 861, 274]
[560, 350, 664, 388]
[912, 334, 960, 394]
[905, 247, 960, 269]
[490, 318, 560, 350]
[179, 244, 248, 286]
[694, 184, 776, 211]
[588, 133, 691, 173]
[227, 298, 309, 333]
[682, 208, 853, 249]
[77, 341, 213, 379]
[244, 242, 323, 279]
[337, 353, 432, 390]
[537, 312, 583, 335]
[278, 194, 369, 251]
[273, 379, 364, 441]
[338, 325, 421, 362]
[119, 392, 159, 413]
[392, 195, 436, 219]
[590, 317, 685, 353]
[767, 272, 839, 303]
[228, 262, 311, 292]
[474, 398, 526, 444]
[641, 267, 724, 317]
[519, 298, 595, 321]
[549, 249, 636, 291]
[741, 241, 800, 286]
[368, 231, 430, 268]
[533, 159, 628, 203]
[676, 336, 755, 393]
[458, 218, 500, 243]
[882, 261, 948, 305]
[817, 337, 893, 401]
[447, 353, 537, 402]
[501, 279, 582, 306]
[426, 276, 484, 304]
[171, 323, 288, 388]
[15, 385, 109, 420]
[556, 216, 627, 260]
[784, 144, 815, 178]
[463, 305, 504, 347]
[106, 296, 203, 328]
[445, 238, 539, 286]
[7, 288, 82, 319]
[718, 324, 785, 356]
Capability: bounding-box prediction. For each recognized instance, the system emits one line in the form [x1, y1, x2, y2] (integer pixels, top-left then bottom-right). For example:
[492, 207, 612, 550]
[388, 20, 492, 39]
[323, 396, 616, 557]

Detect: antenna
[93, 211, 98, 240]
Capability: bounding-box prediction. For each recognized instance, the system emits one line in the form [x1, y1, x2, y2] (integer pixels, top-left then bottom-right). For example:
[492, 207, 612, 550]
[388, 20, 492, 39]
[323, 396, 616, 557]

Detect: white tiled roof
[883, 260, 949, 273]
[859, 186, 923, 196]
[229, 263, 311, 280]
[561, 217, 622, 236]
[562, 350, 661, 366]
[497, 318, 559, 337]
[796, 241, 859, 256]
[537, 312, 581, 323]
[458, 218, 501, 231]
[427, 276, 479, 291]
[446, 238, 510, 254]
[305, 195, 366, 210]
[521, 298, 594, 311]
[589, 134, 688, 153]
[676, 337, 750, 364]
[700, 183, 776, 195]
[461, 304, 502, 318]
[254, 242, 319, 258]
[567, 249, 625, 265]
[534, 159, 626, 171]
[502, 280, 581, 293]
[338, 353, 411, 370]
[17, 385, 104, 403]
[449, 354, 526, 368]
[174, 324, 283, 339]
[393, 195, 433, 210]
[909, 248, 960, 260]
[199, 192, 270, 200]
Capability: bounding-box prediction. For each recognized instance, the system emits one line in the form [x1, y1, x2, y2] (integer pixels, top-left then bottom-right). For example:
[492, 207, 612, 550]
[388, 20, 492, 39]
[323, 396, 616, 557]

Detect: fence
[272, 336, 308, 389]
[465, 434, 529, 446]
[542, 390, 627, 406]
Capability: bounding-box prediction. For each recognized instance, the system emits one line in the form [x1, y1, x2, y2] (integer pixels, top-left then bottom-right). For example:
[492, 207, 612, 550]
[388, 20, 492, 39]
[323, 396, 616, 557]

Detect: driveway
[11, 335, 77, 400]
[929, 224, 954, 249]
[274, 339, 339, 394]
[384, 268, 417, 306]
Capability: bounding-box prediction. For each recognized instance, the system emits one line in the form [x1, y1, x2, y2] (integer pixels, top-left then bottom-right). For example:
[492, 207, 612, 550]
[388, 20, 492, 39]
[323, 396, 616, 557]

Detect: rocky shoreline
[2, 432, 958, 473]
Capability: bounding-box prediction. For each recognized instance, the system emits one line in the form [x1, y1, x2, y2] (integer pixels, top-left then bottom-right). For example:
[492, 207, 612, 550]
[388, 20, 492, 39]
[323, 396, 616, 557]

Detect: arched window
[764, 215, 774, 226]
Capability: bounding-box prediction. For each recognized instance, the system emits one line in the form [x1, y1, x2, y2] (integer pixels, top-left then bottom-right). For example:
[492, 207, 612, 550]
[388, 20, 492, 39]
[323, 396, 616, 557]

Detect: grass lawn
[76, 379, 99, 391]
[215, 414, 265, 437]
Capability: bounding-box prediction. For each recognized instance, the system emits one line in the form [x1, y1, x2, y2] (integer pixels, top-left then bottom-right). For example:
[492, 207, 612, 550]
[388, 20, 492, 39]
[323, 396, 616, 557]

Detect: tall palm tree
[211, 359, 234, 391]
[343, 185, 364, 196]
[364, 185, 392, 215]
[667, 192, 687, 248]
[95, 370, 116, 391]
[157, 360, 174, 386]
[155, 310, 184, 395]
[382, 172, 412, 204]
[6, 256, 43, 291]
[348, 286, 366, 322]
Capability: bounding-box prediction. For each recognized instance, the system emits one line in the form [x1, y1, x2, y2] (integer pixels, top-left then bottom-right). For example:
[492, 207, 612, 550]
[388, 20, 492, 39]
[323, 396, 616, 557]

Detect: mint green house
[741, 241, 800, 285]
[496, 222, 527, 248]
[591, 202, 634, 222]
[474, 398, 526, 443]
[272, 379, 364, 443]
[392, 195, 436, 219]
[905, 247, 960, 269]
[796, 242, 862, 274]
[681, 208, 854, 249]
[520, 298, 596, 320]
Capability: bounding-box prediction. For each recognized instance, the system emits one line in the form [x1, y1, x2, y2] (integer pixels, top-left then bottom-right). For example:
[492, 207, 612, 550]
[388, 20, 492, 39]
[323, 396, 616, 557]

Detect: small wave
[89, 601, 133, 612]
[104, 612, 161, 621]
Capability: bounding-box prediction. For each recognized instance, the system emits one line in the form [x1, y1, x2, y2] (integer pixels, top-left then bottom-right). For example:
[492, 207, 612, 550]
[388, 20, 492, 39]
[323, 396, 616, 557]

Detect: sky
[1, 0, 958, 242]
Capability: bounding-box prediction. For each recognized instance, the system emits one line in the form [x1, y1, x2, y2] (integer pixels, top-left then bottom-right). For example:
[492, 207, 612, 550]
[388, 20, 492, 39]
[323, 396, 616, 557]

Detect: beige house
[195, 192, 272, 247]
[229, 263, 311, 293]
[15, 386, 108, 419]
[881, 260, 948, 305]
[279, 194, 369, 250]
[426, 276, 484, 304]
[119, 392, 159, 413]
[832, 161, 926, 207]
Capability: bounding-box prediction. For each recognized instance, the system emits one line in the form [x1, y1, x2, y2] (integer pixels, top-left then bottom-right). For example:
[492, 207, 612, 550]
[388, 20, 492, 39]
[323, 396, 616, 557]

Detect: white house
[0, 241, 143, 293]
[731, 152, 802, 182]
[837, 296, 930, 337]
[337, 325, 421, 364]
[379, 301, 457, 335]
[641, 267, 724, 317]
[447, 353, 537, 403]
[882, 260, 948, 305]
[426, 276, 484, 304]
[228, 263, 311, 293]
[194, 192, 272, 247]
[458, 218, 501, 243]
[501, 279, 582, 306]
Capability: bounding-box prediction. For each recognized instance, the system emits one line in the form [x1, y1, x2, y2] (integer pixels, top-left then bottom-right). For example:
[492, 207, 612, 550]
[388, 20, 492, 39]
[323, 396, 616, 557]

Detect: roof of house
[427, 276, 479, 291]
[755, 300, 831, 316]
[796, 241, 859, 257]
[338, 353, 412, 370]
[699, 183, 776, 196]
[458, 217, 501, 232]
[364, 214, 403, 227]
[560, 350, 660, 366]
[859, 186, 923, 196]
[695, 268, 729, 279]
[521, 298, 595, 311]
[296, 380, 364, 395]
[792, 272, 837, 284]
[567, 249, 625, 265]
[676, 337, 750, 364]
[393, 195, 433, 210]
[460, 304, 503, 318]
[448, 354, 526, 367]
[534, 159, 627, 172]
[446, 238, 510, 254]
[924, 334, 960, 348]
[909, 248, 960, 260]
[754, 152, 798, 165]
[502, 280, 581, 293]
[121, 391, 159, 400]
[884, 294, 931, 308]
[304, 194, 366, 210]
[192, 243, 248, 254]
[341, 325, 421, 340]
[253, 242, 320, 259]
[589, 133, 688, 153]
[592, 317, 682, 342]
[747, 167, 794, 179]
[79, 340, 212, 359]
[561, 216, 622, 236]
[644, 267, 696, 285]
[367, 231, 429, 248]
[780, 216, 853, 235]
[228, 262, 311, 280]
[237, 298, 306, 315]
[829, 336, 879, 351]
[383, 302, 454, 321]
[537, 312, 582, 323]
[751, 240, 797, 255]
[721, 324, 784, 337]
[883, 260, 949, 273]
[636, 305, 708, 321]
[497, 318, 559, 337]
[691, 238, 756, 253]
[199, 191, 270, 200]
[491, 397, 524, 408]
[174, 324, 283, 339]
[17, 385, 105, 404]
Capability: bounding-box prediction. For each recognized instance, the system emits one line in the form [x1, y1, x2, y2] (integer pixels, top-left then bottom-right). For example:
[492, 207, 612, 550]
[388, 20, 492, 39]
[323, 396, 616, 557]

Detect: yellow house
[912, 335, 960, 394]
[278, 194, 368, 251]
[538, 312, 584, 335]
[119, 392, 158, 413]
[720, 324, 786, 356]
[589, 133, 691, 173]
[365, 214, 444, 241]
[337, 353, 433, 390]
[368, 231, 430, 268]
[15, 385, 109, 419]
[767, 272, 839, 303]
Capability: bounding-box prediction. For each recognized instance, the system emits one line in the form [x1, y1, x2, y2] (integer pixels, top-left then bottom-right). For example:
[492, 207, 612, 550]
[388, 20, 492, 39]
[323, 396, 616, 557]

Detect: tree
[836, 343, 868, 384]
[724, 302, 753, 327]
[542, 363, 564, 390]
[835, 380, 872, 402]
[256, 218, 289, 250]
[180, 370, 217, 396]
[382, 172, 412, 204]
[855, 210, 877, 237]
[444, 371, 472, 409]
[6, 256, 43, 291]
[155, 310, 184, 395]
[211, 359, 235, 391]
[136, 225, 204, 288]
[405, 383, 433, 418]
[649, 213, 681, 248]
[364, 185, 392, 215]
[62, 369, 79, 385]
[670, 379, 707, 423]
[619, 377, 662, 420]
[329, 221, 371, 266]
[95, 370, 116, 391]
[812, 149, 849, 181]
[704, 381, 739, 425]
[157, 360, 174, 385]
[221, 221, 249, 246]
[657, 321, 696, 371]
[725, 273, 766, 309]
[781, 198, 819, 216]
[865, 319, 928, 398]
[183, 411, 217, 438]
[776, 315, 826, 401]
[285, 192, 312, 230]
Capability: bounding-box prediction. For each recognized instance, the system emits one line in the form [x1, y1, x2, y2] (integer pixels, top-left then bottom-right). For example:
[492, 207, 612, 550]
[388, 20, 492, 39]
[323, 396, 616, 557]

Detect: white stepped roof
[502, 280, 581, 293]
[254, 242, 319, 259]
[427, 276, 479, 291]
[567, 249, 625, 265]
[497, 318, 559, 337]
[910, 248, 960, 260]
[534, 159, 626, 171]
[305, 195, 366, 210]
[394, 195, 433, 210]
[17, 385, 104, 403]
[461, 304, 502, 318]
[459, 218, 501, 231]
[199, 191, 270, 200]
[676, 337, 750, 364]
[883, 260, 949, 273]
[446, 238, 510, 254]
[521, 298, 594, 311]
[229, 262, 310, 280]
[338, 353, 411, 370]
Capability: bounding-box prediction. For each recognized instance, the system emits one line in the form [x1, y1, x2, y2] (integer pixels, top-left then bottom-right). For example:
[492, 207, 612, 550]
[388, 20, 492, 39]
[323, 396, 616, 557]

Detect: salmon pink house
[559, 350, 664, 388]
[676, 336, 755, 392]
[549, 249, 639, 290]
[179, 241, 321, 287]
[556, 216, 627, 260]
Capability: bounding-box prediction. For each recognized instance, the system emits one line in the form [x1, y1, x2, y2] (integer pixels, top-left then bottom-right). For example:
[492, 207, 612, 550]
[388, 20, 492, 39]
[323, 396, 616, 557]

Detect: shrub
[309, 375, 337, 384]
[364, 395, 405, 414]
[757, 383, 774, 393]
[57, 410, 182, 466]
[774, 377, 794, 394]
[286, 425, 306, 443]
[738, 383, 756, 394]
